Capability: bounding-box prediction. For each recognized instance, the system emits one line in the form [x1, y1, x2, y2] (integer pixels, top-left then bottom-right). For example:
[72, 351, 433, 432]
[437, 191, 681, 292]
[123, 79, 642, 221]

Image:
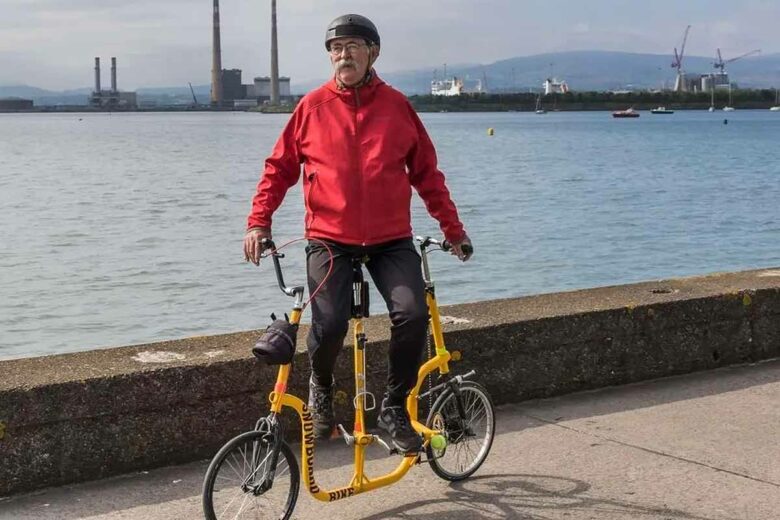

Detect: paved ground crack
[526, 414, 780, 489]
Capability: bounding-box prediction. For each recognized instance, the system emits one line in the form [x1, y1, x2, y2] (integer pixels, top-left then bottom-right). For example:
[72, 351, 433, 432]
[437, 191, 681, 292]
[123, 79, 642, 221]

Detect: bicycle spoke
[224, 454, 244, 482]
[204, 431, 299, 520]
[218, 485, 246, 518]
[232, 492, 251, 520]
[464, 392, 480, 418]
[275, 461, 290, 478]
[427, 383, 495, 481]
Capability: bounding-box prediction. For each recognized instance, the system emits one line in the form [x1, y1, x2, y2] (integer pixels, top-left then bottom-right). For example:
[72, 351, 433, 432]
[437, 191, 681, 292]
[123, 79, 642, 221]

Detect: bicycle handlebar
[261, 238, 299, 298]
[414, 235, 473, 256]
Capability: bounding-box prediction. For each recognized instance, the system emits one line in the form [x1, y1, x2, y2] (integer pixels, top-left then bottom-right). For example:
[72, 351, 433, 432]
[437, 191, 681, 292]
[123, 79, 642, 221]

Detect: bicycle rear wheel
[426, 380, 495, 481]
[203, 430, 299, 520]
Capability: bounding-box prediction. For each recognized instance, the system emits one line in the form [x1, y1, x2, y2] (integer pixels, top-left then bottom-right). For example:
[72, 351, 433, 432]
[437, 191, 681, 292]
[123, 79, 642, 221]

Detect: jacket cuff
[444, 227, 467, 245]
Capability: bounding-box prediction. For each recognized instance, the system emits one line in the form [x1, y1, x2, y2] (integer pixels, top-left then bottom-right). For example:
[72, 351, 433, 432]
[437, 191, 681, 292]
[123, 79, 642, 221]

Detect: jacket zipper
[354, 87, 367, 245]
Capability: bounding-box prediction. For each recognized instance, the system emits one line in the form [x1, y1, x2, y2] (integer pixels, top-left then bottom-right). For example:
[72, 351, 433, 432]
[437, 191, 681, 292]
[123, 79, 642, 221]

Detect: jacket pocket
[304, 171, 318, 230]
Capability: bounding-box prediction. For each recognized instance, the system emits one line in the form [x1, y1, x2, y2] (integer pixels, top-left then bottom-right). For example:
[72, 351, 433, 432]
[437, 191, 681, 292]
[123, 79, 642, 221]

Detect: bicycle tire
[426, 380, 495, 481]
[203, 430, 299, 520]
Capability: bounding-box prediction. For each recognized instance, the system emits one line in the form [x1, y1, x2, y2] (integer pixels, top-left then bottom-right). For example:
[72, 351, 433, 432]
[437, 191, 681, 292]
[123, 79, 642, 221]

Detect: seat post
[351, 257, 369, 319]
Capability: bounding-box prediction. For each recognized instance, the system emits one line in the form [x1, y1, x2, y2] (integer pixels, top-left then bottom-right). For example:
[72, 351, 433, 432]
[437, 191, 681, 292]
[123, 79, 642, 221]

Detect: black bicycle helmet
[325, 14, 380, 49]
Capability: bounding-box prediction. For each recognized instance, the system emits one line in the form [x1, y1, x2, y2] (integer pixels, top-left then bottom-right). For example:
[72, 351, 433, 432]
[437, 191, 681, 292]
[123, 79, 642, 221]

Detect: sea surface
[1, 110, 778, 360]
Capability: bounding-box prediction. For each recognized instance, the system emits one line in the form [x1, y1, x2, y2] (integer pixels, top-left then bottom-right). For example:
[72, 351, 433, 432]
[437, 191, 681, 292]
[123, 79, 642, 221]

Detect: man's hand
[450, 234, 474, 262]
[244, 227, 272, 265]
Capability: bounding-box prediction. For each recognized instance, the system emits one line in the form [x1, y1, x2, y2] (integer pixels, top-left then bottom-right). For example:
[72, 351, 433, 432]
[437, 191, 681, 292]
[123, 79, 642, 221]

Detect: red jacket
[248, 73, 465, 246]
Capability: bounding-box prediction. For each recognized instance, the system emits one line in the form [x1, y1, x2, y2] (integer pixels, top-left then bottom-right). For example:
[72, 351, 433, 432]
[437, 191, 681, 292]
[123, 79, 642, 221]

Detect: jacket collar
[324, 70, 384, 101]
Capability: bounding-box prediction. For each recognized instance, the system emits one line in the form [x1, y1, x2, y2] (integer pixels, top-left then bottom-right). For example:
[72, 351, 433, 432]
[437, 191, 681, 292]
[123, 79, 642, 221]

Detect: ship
[651, 106, 674, 114]
[612, 107, 640, 118]
[431, 77, 464, 96]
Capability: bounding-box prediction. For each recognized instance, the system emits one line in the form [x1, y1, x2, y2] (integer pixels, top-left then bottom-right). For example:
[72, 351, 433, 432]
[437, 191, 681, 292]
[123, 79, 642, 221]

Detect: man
[244, 14, 472, 454]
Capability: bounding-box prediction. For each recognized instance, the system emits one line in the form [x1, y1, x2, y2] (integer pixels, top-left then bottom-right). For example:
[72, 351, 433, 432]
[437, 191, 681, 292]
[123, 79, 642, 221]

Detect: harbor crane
[713, 48, 761, 74]
[671, 25, 691, 92]
[188, 82, 199, 107]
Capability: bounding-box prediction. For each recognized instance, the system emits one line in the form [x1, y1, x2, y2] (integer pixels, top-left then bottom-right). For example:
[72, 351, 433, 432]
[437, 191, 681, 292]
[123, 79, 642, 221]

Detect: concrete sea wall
[1, 268, 779, 496]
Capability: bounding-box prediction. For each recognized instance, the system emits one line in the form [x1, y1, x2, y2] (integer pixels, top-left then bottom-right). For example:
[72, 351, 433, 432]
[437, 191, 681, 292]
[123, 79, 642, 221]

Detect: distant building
[89, 57, 137, 109]
[221, 69, 245, 103]
[247, 76, 291, 101]
[233, 98, 259, 109]
[674, 73, 712, 93]
[0, 98, 34, 111]
[89, 91, 137, 109]
[543, 78, 569, 95]
[701, 73, 731, 91]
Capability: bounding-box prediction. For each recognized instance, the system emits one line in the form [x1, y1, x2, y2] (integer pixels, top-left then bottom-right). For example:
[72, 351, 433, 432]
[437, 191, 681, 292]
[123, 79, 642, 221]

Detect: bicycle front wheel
[203, 430, 299, 520]
[426, 380, 495, 481]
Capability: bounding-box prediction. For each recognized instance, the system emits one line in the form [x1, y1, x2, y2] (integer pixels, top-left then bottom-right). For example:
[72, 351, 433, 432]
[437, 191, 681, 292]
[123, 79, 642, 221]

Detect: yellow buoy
[487, 127, 494, 136]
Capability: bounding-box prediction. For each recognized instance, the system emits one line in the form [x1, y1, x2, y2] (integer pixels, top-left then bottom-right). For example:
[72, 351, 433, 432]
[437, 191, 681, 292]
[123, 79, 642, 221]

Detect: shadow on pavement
[360, 473, 720, 520]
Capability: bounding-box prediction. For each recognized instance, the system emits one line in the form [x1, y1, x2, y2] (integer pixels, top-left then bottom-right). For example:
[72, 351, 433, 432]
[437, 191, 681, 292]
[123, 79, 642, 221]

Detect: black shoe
[377, 400, 423, 454]
[308, 376, 335, 439]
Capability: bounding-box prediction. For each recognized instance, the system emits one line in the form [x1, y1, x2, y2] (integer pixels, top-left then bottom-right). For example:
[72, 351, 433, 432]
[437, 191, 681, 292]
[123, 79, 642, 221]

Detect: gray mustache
[337, 59, 356, 70]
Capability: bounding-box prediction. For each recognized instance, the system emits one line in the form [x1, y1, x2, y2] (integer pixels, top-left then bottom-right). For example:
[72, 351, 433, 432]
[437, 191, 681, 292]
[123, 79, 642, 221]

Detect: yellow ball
[430, 434, 447, 450]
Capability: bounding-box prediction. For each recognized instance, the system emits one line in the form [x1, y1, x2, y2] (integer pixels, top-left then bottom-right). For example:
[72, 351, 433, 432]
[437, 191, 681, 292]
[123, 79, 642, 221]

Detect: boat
[709, 85, 715, 112]
[650, 106, 674, 114]
[430, 77, 464, 97]
[770, 88, 780, 111]
[535, 94, 546, 114]
[612, 108, 639, 118]
[722, 83, 735, 111]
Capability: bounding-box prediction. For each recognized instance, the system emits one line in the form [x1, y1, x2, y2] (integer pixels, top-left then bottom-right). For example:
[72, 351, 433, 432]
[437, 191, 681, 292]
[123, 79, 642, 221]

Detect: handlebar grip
[440, 240, 452, 252]
[260, 238, 275, 251]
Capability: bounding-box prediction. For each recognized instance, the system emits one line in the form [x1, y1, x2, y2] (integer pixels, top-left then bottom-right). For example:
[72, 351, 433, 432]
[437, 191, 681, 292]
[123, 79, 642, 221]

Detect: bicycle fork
[419, 370, 478, 439]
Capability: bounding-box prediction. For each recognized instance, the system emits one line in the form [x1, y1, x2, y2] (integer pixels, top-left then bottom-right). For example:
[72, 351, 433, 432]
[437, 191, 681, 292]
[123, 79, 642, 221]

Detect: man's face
[328, 37, 377, 86]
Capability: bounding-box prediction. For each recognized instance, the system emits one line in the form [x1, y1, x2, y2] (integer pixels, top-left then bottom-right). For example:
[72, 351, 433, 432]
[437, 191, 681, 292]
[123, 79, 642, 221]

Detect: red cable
[263, 237, 334, 311]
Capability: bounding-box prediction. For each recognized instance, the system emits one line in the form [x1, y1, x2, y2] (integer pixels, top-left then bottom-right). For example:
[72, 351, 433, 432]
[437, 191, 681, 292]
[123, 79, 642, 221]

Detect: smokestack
[270, 0, 280, 105]
[94, 57, 101, 93]
[111, 57, 117, 92]
[211, 0, 223, 107]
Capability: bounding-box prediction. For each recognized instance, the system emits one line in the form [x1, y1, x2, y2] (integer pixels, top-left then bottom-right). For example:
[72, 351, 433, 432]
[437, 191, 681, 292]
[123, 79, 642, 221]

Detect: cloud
[1, 0, 778, 90]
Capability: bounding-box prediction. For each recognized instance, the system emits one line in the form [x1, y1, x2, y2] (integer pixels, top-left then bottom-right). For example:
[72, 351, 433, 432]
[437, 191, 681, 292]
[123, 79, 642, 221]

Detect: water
[1, 110, 778, 360]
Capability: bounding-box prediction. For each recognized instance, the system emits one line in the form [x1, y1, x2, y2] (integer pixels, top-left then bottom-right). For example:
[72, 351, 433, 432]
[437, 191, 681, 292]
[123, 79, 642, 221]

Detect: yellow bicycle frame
[267, 288, 450, 502]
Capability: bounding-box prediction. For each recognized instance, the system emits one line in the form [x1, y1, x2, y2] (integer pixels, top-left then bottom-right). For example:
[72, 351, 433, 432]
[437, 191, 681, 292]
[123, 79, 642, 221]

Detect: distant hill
[5, 51, 779, 104]
[295, 51, 780, 95]
[0, 85, 92, 106]
[374, 51, 780, 95]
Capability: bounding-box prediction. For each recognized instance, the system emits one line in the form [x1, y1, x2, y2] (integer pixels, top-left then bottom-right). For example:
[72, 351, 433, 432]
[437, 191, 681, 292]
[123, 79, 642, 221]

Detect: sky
[1, 0, 779, 91]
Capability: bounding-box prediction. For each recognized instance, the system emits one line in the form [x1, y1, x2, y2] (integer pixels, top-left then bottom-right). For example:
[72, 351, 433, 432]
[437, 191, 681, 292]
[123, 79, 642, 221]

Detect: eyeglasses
[328, 42, 368, 56]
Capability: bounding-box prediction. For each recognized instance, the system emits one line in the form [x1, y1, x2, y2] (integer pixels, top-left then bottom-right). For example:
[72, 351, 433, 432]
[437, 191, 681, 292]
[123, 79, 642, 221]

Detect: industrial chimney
[94, 57, 101, 93]
[111, 57, 117, 93]
[211, 0, 224, 107]
[270, 0, 280, 105]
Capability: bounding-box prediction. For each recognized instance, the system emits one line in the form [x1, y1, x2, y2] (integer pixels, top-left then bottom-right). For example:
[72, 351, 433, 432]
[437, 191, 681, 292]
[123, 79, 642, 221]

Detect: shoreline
[3, 105, 780, 114]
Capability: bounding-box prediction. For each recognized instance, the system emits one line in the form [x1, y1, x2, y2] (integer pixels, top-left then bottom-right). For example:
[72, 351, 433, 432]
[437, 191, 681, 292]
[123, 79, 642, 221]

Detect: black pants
[306, 237, 428, 405]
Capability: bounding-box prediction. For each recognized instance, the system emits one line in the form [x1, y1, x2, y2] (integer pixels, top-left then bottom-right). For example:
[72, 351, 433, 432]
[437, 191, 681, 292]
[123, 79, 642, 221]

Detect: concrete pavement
[2, 359, 778, 520]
